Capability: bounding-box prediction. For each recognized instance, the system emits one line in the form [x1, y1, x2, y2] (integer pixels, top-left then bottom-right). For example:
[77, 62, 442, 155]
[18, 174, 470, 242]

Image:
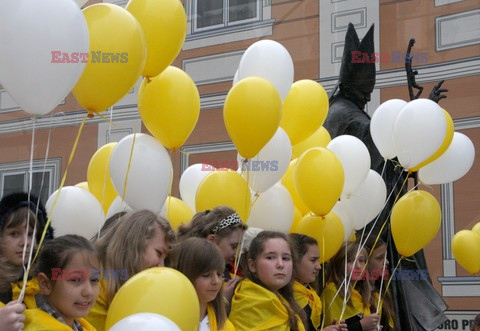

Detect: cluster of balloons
[371, 98, 474, 183]
[0, 0, 189, 119]
[370, 98, 475, 259]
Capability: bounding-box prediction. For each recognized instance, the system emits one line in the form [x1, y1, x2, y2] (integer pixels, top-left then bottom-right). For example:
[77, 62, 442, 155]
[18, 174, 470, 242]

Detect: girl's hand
[325, 318, 347, 331]
[223, 277, 240, 303]
[0, 300, 25, 331]
[360, 313, 380, 331]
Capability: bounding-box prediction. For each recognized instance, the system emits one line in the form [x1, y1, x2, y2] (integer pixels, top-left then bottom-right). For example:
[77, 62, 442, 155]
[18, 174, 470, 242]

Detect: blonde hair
[173, 238, 226, 328]
[95, 209, 175, 305]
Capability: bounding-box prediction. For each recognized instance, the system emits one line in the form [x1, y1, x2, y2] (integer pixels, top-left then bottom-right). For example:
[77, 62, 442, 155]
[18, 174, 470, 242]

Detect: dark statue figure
[323, 23, 448, 330]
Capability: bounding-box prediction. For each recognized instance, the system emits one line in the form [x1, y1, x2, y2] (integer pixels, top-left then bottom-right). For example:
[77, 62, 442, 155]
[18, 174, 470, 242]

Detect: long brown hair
[247, 231, 305, 331]
[177, 206, 247, 241]
[173, 237, 226, 329]
[327, 241, 374, 309]
[95, 209, 175, 305]
[364, 237, 396, 328]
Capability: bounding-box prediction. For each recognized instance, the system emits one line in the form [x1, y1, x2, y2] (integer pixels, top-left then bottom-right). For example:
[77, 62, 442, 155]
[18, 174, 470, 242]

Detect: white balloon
[332, 201, 354, 242]
[341, 170, 386, 230]
[105, 196, 133, 219]
[327, 135, 371, 195]
[238, 40, 294, 100]
[247, 183, 294, 233]
[238, 128, 292, 193]
[419, 132, 475, 185]
[110, 313, 181, 331]
[0, 0, 88, 116]
[179, 163, 216, 212]
[46, 186, 104, 239]
[393, 99, 446, 170]
[370, 99, 407, 159]
[110, 134, 172, 214]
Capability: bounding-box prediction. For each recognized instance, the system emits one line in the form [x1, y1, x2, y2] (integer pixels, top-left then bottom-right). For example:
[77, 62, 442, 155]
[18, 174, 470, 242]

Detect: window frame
[192, 0, 262, 33]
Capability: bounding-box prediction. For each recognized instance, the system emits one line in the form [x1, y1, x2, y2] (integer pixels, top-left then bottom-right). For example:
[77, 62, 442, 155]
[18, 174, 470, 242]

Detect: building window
[194, 0, 260, 32]
[0, 159, 60, 206]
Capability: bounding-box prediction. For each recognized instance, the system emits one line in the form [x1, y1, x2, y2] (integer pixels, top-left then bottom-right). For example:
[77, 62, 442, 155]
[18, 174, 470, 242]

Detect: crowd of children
[0, 191, 422, 331]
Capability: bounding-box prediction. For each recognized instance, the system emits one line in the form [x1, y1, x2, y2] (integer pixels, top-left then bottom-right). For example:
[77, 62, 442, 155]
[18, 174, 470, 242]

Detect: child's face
[248, 238, 293, 292]
[143, 226, 168, 268]
[216, 228, 243, 263]
[40, 251, 100, 327]
[296, 244, 321, 284]
[1, 222, 34, 266]
[347, 247, 367, 281]
[193, 270, 223, 305]
[368, 244, 389, 273]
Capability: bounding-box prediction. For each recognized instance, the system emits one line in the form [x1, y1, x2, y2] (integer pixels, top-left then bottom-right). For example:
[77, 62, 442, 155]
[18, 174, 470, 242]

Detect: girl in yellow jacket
[289, 234, 347, 331]
[0, 193, 55, 330]
[86, 209, 175, 331]
[230, 231, 305, 331]
[174, 237, 235, 331]
[24, 235, 99, 330]
[323, 242, 381, 331]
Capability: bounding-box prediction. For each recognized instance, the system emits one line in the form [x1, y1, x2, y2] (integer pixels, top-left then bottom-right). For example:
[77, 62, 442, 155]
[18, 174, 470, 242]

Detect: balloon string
[320, 261, 326, 330]
[376, 241, 389, 312]
[243, 158, 251, 222]
[31, 114, 88, 267]
[379, 257, 402, 313]
[233, 231, 245, 277]
[121, 123, 138, 203]
[339, 241, 348, 321]
[328, 170, 407, 311]
[19, 117, 37, 302]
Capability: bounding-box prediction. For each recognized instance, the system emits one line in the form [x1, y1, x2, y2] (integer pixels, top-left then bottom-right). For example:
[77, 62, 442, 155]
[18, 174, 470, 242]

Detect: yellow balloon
[292, 126, 331, 159]
[289, 207, 303, 233]
[73, 4, 146, 113]
[138, 66, 200, 150]
[472, 222, 480, 235]
[410, 109, 454, 172]
[294, 148, 344, 216]
[281, 159, 310, 215]
[391, 190, 441, 257]
[224, 77, 282, 159]
[163, 196, 194, 231]
[74, 181, 89, 191]
[196, 170, 251, 221]
[281, 80, 329, 145]
[452, 230, 480, 274]
[293, 212, 344, 263]
[87, 143, 118, 213]
[105, 267, 199, 331]
[126, 0, 186, 77]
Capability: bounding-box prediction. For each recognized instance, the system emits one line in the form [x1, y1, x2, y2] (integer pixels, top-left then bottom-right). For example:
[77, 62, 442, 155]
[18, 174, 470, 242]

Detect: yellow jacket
[207, 304, 236, 331]
[12, 277, 40, 309]
[230, 279, 305, 331]
[85, 280, 108, 331]
[24, 308, 96, 330]
[322, 282, 371, 325]
[293, 281, 322, 329]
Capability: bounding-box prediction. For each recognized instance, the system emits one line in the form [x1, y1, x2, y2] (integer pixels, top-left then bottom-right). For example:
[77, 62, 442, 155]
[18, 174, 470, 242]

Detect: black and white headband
[211, 213, 243, 234]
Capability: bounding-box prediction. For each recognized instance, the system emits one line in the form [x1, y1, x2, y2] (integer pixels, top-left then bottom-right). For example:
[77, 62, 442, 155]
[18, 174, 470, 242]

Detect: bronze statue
[324, 23, 448, 330]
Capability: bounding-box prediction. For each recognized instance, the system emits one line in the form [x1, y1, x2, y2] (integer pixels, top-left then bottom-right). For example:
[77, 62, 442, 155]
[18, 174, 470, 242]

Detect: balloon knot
[87, 111, 94, 119]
